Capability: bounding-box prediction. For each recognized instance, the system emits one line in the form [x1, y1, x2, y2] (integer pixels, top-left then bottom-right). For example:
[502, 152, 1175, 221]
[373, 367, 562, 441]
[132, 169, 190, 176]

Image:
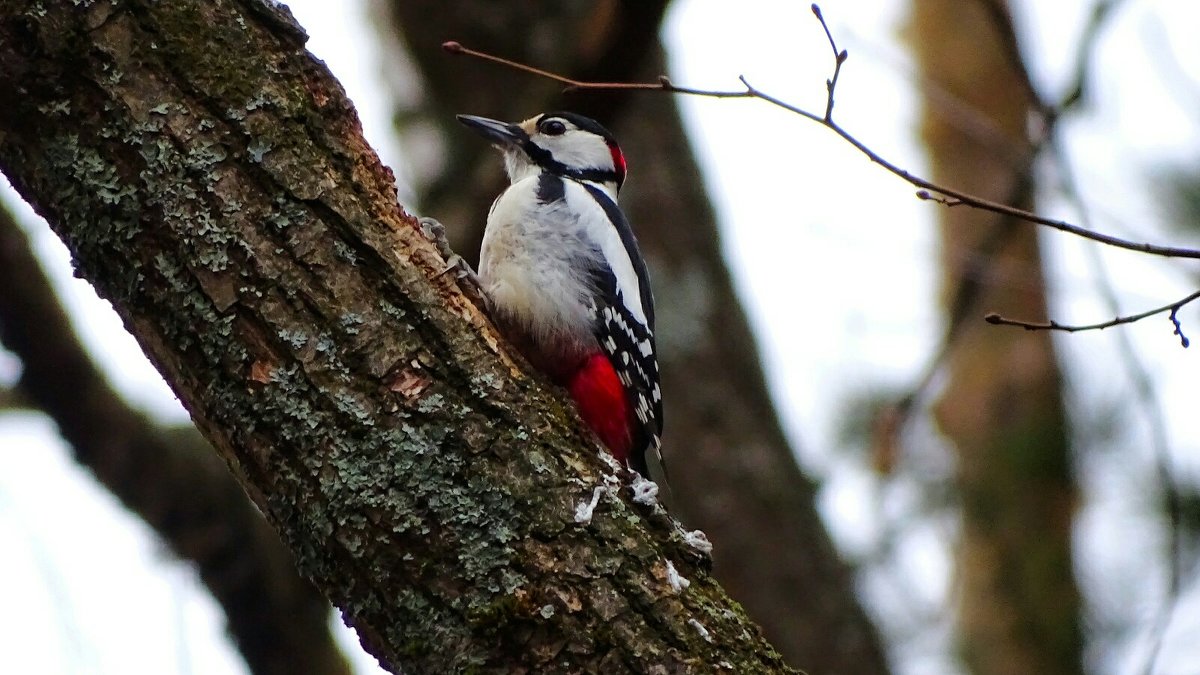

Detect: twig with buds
[985, 289, 1198, 348]
[443, 7, 1200, 260]
[444, 3, 1199, 343]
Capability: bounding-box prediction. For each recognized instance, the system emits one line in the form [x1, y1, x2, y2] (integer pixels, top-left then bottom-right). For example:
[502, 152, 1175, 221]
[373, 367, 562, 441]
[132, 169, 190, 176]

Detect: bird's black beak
[457, 114, 524, 146]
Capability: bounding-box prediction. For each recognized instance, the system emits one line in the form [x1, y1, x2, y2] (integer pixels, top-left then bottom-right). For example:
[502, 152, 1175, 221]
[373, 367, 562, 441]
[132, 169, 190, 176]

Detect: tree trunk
[0, 205, 351, 675]
[0, 1, 793, 672]
[376, 3, 891, 671]
[905, 1, 1082, 673]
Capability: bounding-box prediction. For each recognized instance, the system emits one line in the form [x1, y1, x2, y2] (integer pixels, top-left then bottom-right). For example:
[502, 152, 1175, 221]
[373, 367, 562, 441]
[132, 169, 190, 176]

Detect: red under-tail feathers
[567, 352, 633, 464]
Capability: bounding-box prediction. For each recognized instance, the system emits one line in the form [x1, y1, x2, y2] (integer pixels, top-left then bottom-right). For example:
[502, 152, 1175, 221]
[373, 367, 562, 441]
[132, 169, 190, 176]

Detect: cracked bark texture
[0, 203, 351, 675]
[0, 1, 794, 672]
[375, 2, 891, 672]
[906, 1, 1081, 673]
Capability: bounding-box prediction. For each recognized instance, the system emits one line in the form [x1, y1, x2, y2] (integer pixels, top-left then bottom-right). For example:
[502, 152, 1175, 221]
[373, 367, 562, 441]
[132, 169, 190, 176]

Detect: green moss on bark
[0, 1, 795, 673]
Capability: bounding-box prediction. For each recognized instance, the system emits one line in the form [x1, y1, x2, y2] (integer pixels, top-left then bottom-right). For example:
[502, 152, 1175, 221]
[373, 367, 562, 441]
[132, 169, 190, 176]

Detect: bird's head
[458, 112, 626, 194]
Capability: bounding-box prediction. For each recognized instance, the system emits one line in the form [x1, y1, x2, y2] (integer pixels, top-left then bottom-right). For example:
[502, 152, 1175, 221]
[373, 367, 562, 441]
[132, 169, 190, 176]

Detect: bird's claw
[418, 216, 488, 311]
[419, 217, 453, 258]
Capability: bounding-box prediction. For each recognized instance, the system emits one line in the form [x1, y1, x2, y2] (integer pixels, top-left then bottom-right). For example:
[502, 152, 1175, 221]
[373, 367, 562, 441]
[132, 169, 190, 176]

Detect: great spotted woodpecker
[456, 112, 665, 485]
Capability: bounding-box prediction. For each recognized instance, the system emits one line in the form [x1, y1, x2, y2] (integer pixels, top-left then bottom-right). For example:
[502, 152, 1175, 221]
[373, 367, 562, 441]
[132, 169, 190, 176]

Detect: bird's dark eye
[539, 119, 567, 136]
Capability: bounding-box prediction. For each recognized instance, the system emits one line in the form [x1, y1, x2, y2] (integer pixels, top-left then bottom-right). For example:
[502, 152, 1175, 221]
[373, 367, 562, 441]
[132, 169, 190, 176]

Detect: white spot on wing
[638, 339, 653, 357]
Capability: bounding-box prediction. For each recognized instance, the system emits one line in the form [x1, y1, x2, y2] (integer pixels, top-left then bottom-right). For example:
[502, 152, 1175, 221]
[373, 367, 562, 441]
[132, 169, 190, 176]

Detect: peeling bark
[0, 1, 793, 672]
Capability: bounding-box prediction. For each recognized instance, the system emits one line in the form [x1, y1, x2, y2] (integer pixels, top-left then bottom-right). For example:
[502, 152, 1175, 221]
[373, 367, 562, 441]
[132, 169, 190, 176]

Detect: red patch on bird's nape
[568, 353, 633, 464]
[608, 142, 627, 188]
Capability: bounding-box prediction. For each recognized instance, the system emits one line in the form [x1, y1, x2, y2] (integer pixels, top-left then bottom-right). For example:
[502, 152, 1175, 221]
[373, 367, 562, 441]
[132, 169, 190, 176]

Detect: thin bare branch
[810, 3, 848, 121]
[983, 288, 1199, 345]
[444, 10, 1200, 261]
[442, 41, 663, 93]
[1058, 0, 1125, 112]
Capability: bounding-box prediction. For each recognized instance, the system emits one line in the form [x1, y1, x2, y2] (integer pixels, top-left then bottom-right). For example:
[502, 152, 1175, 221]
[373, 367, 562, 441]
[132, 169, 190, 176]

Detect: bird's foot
[418, 216, 488, 310]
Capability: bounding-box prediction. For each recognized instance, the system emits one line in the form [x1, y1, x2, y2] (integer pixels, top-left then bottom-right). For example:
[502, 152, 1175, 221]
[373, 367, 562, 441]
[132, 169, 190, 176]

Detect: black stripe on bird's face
[520, 114, 624, 188]
[459, 111, 625, 187]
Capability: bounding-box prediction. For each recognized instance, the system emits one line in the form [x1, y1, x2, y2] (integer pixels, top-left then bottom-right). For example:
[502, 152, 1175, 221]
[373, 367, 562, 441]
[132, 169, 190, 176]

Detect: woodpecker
[457, 111, 664, 484]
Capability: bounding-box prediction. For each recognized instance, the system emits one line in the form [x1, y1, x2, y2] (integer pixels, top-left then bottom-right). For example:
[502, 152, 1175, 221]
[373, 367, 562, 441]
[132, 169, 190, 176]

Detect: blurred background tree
[906, 1, 1078, 672]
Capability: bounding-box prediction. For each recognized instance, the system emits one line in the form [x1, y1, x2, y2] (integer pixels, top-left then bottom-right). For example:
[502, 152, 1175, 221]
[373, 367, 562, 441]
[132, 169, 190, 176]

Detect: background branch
[984, 289, 1200, 342]
[445, 4, 1200, 262]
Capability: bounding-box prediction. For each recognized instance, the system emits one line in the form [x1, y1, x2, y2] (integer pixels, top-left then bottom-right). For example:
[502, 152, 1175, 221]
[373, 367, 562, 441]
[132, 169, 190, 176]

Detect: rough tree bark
[906, 1, 1082, 673]
[0, 1, 793, 672]
[0, 204, 352, 675]
[376, 3, 891, 671]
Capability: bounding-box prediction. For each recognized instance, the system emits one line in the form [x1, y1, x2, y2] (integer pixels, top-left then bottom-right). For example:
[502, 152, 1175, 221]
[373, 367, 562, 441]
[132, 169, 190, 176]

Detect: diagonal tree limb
[0, 1, 793, 672]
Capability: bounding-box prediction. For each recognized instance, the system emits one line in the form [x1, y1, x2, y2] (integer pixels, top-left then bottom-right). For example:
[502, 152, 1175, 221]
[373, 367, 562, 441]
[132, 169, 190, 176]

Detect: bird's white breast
[479, 174, 648, 361]
[479, 176, 599, 350]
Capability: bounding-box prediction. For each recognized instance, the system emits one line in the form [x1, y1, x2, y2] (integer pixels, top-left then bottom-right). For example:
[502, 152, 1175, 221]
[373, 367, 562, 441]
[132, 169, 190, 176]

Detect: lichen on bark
[0, 1, 794, 672]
